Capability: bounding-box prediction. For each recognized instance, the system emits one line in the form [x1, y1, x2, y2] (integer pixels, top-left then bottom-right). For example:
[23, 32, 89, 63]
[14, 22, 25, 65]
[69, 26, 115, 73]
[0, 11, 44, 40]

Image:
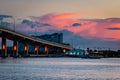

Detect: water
[0, 58, 120, 80]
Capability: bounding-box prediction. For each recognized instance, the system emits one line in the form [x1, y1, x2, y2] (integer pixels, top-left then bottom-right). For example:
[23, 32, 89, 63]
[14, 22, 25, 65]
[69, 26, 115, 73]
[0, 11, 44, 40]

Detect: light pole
[10, 17, 16, 31]
[71, 38, 74, 48]
[12, 17, 22, 31]
[0, 17, 2, 26]
[12, 17, 15, 31]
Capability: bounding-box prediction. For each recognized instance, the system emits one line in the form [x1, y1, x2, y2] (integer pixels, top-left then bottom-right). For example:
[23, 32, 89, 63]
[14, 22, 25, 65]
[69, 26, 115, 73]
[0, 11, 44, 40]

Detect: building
[34, 33, 63, 44]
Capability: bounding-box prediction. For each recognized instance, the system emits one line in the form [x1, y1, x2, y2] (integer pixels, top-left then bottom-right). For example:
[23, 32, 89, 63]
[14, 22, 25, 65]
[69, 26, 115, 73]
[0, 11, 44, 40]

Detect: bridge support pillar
[13, 40, 18, 57]
[44, 45, 48, 55]
[56, 48, 61, 54]
[24, 42, 29, 56]
[34, 44, 39, 55]
[1, 37, 7, 57]
[55, 48, 64, 55]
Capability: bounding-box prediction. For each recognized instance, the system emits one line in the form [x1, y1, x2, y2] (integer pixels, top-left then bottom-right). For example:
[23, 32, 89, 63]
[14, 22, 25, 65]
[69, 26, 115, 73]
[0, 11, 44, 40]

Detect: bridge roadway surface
[0, 26, 73, 50]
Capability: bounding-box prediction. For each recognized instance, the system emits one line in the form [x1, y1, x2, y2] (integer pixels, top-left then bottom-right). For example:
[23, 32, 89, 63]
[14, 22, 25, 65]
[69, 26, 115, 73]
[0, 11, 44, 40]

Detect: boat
[64, 49, 103, 59]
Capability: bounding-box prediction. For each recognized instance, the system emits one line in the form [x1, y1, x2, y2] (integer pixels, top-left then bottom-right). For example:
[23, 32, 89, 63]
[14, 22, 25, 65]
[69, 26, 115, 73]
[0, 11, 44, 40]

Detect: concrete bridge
[0, 26, 73, 57]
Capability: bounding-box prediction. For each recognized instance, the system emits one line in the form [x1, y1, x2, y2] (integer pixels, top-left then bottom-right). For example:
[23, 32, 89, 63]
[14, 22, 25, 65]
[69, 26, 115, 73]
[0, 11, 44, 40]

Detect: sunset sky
[0, 0, 120, 18]
[0, 0, 120, 50]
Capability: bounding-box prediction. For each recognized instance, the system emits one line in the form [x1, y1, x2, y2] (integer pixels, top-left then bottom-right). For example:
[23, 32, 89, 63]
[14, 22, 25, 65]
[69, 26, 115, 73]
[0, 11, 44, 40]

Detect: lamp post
[0, 17, 2, 26]
[11, 17, 15, 31]
[11, 17, 22, 31]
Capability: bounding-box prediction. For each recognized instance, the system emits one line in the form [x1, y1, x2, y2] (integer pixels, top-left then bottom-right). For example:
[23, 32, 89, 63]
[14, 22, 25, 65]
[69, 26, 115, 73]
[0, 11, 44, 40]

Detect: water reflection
[0, 57, 21, 64]
[0, 58, 6, 63]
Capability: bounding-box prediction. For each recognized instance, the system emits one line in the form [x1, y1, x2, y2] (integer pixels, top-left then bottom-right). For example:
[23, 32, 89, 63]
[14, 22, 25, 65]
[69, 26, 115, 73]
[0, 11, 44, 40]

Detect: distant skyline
[0, 0, 120, 50]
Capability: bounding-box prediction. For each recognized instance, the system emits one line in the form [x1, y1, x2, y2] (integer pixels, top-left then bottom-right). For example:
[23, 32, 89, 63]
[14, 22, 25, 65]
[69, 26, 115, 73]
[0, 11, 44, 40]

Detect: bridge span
[0, 26, 73, 57]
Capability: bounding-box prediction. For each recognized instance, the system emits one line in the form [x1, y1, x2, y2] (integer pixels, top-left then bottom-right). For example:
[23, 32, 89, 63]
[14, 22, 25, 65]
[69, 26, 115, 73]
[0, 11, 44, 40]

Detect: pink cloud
[21, 13, 120, 41]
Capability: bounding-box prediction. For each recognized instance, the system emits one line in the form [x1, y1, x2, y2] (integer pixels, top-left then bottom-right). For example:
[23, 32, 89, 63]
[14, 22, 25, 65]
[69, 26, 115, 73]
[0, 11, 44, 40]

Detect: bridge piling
[1, 37, 7, 57]
[13, 40, 18, 57]
[34, 44, 39, 55]
[44, 45, 48, 55]
[24, 42, 29, 57]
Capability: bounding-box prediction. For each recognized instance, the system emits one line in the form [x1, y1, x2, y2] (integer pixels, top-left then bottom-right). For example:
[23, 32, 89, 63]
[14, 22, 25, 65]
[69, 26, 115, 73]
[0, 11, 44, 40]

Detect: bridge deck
[0, 26, 73, 50]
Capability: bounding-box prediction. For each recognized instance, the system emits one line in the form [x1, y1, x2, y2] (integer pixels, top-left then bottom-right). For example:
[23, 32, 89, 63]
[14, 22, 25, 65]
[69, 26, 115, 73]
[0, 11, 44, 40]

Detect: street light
[0, 17, 2, 26]
[11, 17, 22, 31]
[13, 17, 15, 31]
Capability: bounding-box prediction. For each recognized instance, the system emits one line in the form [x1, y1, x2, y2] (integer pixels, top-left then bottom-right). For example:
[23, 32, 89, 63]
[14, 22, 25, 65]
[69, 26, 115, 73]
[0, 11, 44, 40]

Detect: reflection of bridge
[0, 26, 73, 57]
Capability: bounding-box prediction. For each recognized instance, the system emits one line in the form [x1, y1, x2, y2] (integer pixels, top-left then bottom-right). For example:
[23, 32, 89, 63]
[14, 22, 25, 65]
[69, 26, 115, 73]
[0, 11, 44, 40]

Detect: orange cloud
[111, 23, 120, 28]
[56, 13, 79, 19]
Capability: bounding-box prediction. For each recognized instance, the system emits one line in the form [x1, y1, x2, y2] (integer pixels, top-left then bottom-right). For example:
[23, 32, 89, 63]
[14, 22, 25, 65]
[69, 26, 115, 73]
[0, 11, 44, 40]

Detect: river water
[0, 58, 120, 80]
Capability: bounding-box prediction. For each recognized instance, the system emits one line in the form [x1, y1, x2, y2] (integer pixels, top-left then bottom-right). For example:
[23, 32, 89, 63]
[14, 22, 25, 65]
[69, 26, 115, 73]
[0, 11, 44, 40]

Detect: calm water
[0, 58, 120, 80]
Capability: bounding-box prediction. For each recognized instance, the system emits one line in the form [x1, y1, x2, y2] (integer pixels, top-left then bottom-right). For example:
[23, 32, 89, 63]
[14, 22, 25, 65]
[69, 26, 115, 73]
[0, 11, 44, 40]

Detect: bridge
[0, 26, 73, 57]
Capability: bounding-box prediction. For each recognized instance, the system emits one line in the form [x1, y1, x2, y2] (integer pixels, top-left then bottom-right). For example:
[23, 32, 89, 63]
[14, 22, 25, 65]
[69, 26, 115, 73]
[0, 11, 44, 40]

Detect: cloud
[25, 14, 120, 41]
[1, 22, 12, 27]
[6, 13, 120, 41]
[0, 15, 13, 20]
[41, 23, 51, 27]
[105, 18, 120, 23]
[72, 23, 81, 27]
[54, 13, 79, 19]
[0, 15, 13, 18]
[22, 19, 36, 28]
[107, 27, 120, 30]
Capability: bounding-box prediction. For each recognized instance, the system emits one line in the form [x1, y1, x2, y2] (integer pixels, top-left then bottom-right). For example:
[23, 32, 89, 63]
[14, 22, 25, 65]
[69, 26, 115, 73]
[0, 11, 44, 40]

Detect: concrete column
[34, 44, 39, 55]
[24, 42, 29, 56]
[44, 45, 48, 55]
[56, 48, 60, 54]
[56, 48, 64, 55]
[13, 40, 18, 57]
[1, 37, 7, 57]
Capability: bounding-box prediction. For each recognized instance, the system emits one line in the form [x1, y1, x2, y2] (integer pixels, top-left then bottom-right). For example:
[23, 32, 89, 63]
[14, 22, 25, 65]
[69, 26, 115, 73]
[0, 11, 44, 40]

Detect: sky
[0, 0, 120, 50]
[0, 0, 120, 18]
